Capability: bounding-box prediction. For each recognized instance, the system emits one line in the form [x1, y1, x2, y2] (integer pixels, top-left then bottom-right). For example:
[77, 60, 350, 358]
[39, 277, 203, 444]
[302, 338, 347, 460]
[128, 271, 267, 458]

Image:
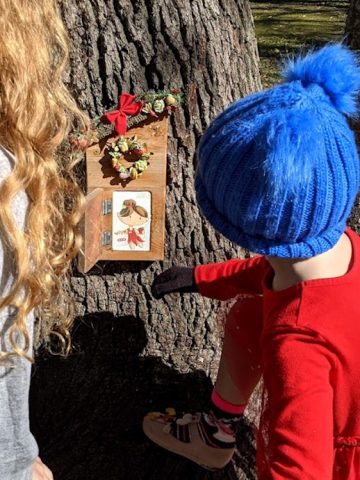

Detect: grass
[251, 1, 350, 86]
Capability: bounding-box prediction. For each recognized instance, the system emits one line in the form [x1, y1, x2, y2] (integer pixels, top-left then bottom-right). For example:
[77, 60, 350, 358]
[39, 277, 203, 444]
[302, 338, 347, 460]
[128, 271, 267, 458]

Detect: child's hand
[32, 456, 54, 480]
[151, 266, 197, 299]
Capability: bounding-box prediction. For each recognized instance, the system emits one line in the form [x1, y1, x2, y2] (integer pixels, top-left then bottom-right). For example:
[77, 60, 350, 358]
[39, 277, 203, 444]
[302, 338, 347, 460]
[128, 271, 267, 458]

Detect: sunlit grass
[251, 1, 349, 86]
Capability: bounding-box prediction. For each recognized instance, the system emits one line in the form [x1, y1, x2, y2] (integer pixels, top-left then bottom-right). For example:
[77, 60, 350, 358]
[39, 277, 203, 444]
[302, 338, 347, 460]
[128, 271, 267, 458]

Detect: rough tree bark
[346, 0, 360, 49]
[345, 1, 360, 232]
[30, 2, 261, 479]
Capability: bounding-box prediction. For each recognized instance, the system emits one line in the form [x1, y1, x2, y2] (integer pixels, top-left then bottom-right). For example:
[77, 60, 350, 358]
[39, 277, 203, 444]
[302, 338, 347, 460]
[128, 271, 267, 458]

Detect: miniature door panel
[78, 188, 104, 273]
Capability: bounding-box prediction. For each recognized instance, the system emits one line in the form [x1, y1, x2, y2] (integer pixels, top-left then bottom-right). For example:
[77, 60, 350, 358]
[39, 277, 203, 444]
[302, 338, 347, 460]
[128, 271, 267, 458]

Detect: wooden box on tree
[78, 107, 171, 273]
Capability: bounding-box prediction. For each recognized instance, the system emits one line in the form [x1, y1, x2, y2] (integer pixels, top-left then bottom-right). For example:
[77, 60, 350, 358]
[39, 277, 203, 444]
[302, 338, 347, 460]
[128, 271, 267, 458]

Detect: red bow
[103, 93, 143, 135]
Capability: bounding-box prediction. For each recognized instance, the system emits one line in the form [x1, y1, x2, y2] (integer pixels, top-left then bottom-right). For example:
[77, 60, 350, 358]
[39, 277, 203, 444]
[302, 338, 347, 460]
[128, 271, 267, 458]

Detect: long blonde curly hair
[0, 0, 88, 360]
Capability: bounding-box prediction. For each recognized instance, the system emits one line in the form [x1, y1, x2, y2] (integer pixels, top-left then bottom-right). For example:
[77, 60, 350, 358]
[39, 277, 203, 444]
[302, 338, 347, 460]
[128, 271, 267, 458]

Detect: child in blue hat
[143, 44, 360, 479]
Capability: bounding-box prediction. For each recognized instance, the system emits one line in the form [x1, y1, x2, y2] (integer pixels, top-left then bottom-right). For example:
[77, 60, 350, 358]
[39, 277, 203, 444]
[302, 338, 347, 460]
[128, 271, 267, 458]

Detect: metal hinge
[102, 199, 112, 215]
[101, 231, 111, 246]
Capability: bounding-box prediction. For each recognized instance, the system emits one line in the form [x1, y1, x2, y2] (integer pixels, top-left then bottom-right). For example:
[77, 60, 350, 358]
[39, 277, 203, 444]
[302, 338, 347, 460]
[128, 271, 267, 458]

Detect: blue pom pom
[283, 43, 360, 116]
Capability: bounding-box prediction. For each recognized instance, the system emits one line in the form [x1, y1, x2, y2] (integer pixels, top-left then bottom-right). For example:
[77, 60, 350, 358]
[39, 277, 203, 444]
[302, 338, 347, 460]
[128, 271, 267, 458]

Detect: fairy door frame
[78, 116, 168, 273]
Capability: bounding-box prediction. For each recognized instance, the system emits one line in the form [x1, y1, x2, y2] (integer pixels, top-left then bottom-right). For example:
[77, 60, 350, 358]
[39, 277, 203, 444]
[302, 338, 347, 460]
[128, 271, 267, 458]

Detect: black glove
[151, 266, 198, 299]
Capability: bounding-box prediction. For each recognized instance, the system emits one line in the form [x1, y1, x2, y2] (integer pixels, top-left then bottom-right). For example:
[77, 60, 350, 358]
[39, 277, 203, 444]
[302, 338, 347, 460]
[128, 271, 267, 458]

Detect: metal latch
[102, 199, 112, 215]
[102, 231, 111, 246]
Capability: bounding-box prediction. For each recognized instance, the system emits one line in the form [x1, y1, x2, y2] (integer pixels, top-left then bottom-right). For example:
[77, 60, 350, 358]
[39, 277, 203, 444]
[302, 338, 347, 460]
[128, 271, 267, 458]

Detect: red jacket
[194, 228, 360, 479]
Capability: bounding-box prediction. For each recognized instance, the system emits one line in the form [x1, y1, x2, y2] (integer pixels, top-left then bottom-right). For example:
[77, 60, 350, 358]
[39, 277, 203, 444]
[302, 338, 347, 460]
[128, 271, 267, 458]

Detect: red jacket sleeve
[260, 328, 335, 480]
[194, 256, 268, 300]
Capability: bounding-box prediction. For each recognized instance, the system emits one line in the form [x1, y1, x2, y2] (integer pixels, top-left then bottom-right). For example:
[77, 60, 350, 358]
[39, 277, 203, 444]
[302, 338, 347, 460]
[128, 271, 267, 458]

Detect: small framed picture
[112, 191, 151, 251]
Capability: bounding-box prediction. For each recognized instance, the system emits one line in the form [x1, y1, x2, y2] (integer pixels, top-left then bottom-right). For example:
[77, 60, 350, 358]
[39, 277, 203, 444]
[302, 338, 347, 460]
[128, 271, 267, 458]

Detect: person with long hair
[0, 1, 88, 478]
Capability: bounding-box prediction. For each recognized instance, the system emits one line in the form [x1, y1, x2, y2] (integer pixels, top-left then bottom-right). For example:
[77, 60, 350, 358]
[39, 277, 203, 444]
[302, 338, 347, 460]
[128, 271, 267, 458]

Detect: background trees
[346, 0, 360, 49]
[346, 0, 360, 232]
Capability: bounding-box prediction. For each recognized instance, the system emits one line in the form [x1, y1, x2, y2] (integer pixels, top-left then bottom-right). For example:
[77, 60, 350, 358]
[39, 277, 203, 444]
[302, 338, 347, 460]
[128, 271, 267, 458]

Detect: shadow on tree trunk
[29, 313, 256, 480]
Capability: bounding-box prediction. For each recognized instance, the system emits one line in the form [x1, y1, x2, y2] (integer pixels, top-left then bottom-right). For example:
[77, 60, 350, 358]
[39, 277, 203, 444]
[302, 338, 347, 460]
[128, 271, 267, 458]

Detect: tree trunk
[30, 1, 261, 479]
[345, 1, 360, 233]
[346, 0, 360, 50]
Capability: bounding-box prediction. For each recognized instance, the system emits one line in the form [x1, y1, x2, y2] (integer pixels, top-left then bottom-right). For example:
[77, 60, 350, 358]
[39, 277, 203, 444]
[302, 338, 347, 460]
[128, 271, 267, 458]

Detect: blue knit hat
[195, 44, 360, 258]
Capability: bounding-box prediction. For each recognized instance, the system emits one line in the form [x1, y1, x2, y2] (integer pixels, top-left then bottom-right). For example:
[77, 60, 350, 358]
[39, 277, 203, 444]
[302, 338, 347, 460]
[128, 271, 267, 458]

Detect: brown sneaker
[143, 410, 235, 470]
